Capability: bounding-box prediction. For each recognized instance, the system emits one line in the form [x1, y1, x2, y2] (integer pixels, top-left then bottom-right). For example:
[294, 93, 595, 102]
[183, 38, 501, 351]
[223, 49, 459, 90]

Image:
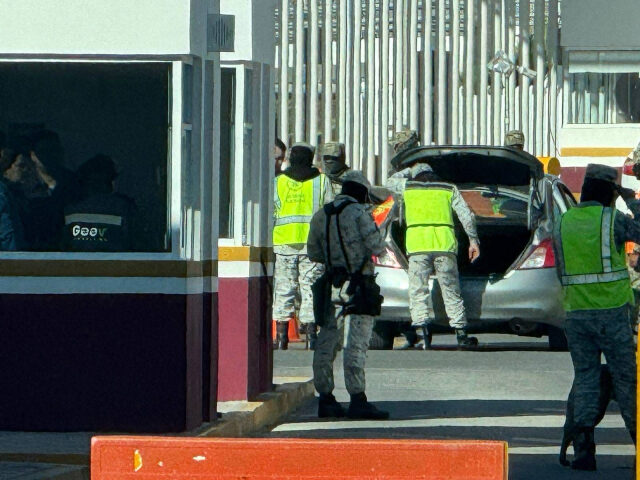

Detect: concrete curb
[194, 377, 315, 437]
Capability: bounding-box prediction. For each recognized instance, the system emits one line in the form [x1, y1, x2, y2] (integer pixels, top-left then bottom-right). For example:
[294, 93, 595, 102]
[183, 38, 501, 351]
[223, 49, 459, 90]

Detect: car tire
[369, 321, 395, 350]
[548, 326, 568, 351]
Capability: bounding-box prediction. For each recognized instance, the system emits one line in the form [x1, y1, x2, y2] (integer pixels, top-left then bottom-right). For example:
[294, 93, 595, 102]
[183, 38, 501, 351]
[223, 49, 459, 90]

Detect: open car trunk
[455, 219, 532, 276]
[383, 146, 544, 277]
[389, 197, 533, 276]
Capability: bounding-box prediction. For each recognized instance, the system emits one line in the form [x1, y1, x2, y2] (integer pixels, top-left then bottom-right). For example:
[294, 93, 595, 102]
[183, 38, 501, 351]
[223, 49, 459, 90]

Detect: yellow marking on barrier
[560, 147, 632, 158]
[134, 449, 143, 472]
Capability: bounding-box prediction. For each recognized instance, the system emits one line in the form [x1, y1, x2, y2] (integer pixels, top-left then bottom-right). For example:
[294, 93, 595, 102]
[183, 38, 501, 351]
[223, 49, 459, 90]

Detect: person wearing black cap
[554, 163, 640, 470]
[63, 154, 137, 252]
[272, 143, 333, 350]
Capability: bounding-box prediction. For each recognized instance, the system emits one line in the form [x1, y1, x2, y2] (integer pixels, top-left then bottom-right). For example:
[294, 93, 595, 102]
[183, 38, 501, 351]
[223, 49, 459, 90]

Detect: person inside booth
[63, 154, 138, 252]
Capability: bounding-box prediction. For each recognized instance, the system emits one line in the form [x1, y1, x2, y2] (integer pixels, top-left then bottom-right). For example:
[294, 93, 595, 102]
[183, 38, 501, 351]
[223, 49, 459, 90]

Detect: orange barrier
[91, 437, 508, 479]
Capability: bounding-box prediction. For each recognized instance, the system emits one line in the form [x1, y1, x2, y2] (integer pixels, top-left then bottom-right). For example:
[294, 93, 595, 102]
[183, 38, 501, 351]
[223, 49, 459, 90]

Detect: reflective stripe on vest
[559, 205, 633, 312]
[403, 182, 457, 255]
[273, 174, 325, 246]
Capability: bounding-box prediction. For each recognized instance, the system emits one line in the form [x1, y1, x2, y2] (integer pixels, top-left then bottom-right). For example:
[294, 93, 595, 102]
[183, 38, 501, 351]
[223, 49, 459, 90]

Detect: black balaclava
[284, 146, 320, 182]
[580, 178, 616, 207]
[323, 155, 348, 178]
[341, 180, 369, 204]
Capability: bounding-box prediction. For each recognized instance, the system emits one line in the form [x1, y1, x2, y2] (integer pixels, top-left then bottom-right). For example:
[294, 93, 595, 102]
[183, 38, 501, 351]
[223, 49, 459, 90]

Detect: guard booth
[217, 0, 277, 402]
[0, 0, 227, 432]
[559, 0, 640, 196]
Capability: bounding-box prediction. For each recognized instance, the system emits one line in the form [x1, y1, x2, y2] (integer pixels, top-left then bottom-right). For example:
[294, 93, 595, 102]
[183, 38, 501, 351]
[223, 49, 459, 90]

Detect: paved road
[268, 333, 635, 479]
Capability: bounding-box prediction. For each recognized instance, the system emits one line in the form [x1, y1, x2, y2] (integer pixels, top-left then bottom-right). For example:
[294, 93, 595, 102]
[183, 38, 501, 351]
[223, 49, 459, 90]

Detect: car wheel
[369, 321, 395, 350]
[548, 326, 568, 351]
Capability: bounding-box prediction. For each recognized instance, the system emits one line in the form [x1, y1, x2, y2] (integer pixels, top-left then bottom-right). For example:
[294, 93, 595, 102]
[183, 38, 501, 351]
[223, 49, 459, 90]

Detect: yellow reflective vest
[558, 204, 633, 312]
[403, 181, 457, 255]
[273, 174, 327, 246]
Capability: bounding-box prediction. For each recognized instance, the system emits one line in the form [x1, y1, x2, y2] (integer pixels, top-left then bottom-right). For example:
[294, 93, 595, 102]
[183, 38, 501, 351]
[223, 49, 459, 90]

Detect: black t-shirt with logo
[63, 193, 137, 252]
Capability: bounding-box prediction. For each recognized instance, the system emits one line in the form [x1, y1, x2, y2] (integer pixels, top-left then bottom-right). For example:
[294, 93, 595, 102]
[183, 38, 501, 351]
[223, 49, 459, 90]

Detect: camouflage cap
[340, 169, 371, 187]
[584, 163, 618, 184]
[633, 244, 640, 254]
[504, 130, 525, 147]
[390, 130, 420, 155]
[320, 142, 345, 158]
[410, 163, 434, 178]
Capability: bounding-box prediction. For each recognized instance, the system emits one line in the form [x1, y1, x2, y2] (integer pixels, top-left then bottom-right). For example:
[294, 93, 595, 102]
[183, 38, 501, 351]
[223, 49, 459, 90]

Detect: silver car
[370, 146, 576, 350]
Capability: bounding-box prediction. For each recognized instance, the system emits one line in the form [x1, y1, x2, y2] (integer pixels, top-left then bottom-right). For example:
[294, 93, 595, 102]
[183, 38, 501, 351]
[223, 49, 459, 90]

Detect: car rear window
[461, 190, 528, 222]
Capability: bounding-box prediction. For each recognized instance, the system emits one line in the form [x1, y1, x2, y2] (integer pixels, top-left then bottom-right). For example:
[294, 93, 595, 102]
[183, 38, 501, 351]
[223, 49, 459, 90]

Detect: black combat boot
[275, 322, 289, 350]
[415, 325, 433, 350]
[571, 428, 596, 471]
[318, 393, 345, 418]
[456, 329, 478, 349]
[306, 323, 318, 350]
[347, 392, 390, 420]
[395, 327, 418, 350]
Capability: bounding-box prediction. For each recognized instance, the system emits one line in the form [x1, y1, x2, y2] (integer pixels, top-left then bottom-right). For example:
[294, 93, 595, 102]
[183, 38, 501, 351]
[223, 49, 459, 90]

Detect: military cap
[321, 142, 345, 158]
[390, 130, 420, 155]
[504, 130, 525, 147]
[341, 169, 371, 187]
[584, 163, 618, 184]
[410, 163, 433, 178]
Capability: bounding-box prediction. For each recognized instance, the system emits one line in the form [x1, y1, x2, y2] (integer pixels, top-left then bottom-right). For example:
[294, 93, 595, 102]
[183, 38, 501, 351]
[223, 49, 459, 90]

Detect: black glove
[633, 162, 640, 180]
[617, 185, 637, 202]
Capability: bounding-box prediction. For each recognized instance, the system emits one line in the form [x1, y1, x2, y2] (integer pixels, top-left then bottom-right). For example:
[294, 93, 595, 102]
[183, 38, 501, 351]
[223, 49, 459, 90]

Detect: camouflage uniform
[272, 254, 324, 325]
[557, 168, 640, 436]
[385, 164, 479, 329]
[564, 306, 636, 433]
[307, 184, 387, 395]
[273, 149, 333, 326]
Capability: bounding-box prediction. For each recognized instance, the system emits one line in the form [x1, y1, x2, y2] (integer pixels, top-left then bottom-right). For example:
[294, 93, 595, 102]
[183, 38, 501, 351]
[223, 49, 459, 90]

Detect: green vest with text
[273, 174, 326, 246]
[559, 205, 633, 312]
[403, 182, 457, 255]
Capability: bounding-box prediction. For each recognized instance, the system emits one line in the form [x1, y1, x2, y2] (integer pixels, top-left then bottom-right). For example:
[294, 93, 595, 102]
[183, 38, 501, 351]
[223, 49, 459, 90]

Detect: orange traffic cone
[271, 317, 302, 344]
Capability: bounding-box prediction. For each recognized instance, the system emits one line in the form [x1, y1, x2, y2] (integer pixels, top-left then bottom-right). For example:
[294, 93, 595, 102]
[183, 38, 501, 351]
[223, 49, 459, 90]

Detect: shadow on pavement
[262, 398, 634, 480]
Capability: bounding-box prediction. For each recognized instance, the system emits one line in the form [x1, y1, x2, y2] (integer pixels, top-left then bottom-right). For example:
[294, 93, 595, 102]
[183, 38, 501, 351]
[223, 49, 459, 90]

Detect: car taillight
[373, 248, 402, 269]
[624, 161, 636, 176]
[518, 238, 555, 269]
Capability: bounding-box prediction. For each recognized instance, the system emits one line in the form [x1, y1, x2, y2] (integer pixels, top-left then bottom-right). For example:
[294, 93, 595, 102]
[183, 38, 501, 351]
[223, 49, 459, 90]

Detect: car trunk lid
[391, 146, 544, 187]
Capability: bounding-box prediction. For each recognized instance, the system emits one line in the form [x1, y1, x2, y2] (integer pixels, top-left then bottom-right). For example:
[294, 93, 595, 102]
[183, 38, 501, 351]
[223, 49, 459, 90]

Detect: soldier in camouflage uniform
[385, 131, 481, 349]
[307, 171, 389, 419]
[554, 164, 640, 470]
[273, 143, 333, 350]
[320, 142, 357, 196]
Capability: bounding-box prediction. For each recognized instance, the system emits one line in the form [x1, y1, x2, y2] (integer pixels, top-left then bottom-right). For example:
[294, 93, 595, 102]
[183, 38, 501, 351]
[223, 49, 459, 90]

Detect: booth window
[568, 72, 640, 124]
[219, 68, 236, 238]
[0, 62, 170, 252]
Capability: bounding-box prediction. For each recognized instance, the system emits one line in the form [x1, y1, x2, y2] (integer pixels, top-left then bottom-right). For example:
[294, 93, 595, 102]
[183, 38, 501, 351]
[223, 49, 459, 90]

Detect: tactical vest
[273, 174, 326, 246]
[558, 205, 633, 312]
[403, 181, 457, 255]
